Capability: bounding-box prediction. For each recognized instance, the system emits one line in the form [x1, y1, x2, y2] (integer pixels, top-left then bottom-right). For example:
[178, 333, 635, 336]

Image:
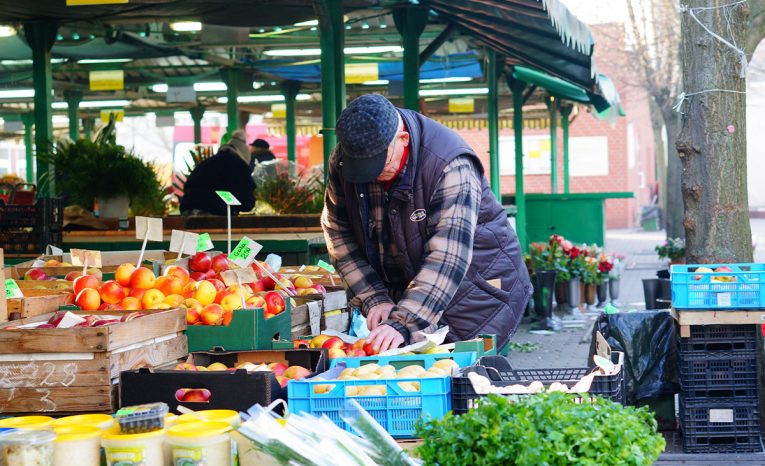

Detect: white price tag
[169, 230, 199, 256]
[135, 216, 164, 241]
[69, 249, 103, 268]
[709, 409, 734, 423]
[220, 268, 258, 287]
[228, 236, 263, 268]
[716, 292, 732, 308]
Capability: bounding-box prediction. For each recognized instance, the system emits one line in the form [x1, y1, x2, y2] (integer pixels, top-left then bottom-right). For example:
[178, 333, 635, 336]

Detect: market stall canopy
[425, 0, 598, 90]
[0, 0, 375, 27]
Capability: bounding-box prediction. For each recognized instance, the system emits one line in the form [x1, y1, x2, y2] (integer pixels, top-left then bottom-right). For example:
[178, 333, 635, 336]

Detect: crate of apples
[292, 334, 380, 359]
[174, 361, 312, 389]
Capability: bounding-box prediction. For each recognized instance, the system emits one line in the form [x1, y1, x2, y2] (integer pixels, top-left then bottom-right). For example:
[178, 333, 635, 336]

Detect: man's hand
[366, 324, 405, 352]
[366, 302, 394, 330]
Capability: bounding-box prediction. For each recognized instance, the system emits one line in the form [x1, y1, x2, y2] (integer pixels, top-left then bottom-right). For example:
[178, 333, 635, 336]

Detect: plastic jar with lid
[54, 425, 102, 466]
[53, 414, 114, 431]
[0, 428, 55, 466]
[177, 410, 240, 426]
[0, 416, 54, 430]
[101, 427, 165, 466]
[167, 421, 233, 466]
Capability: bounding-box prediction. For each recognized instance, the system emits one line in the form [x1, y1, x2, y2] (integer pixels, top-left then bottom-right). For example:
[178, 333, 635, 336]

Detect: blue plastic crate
[329, 351, 477, 370]
[671, 263, 765, 310]
[288, 376, 451, 438]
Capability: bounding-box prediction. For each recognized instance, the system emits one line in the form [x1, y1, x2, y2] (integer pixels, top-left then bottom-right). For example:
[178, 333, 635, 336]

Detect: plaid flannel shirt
[321, 155, 481, 342]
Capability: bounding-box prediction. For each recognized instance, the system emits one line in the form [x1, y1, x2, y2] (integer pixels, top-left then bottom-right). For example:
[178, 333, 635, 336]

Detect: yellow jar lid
[177, 410, 240, 425]
[102, 426, 165, 441]
[53, 414, 113, 428]
[168, 421, 231, 439]
[0, 416, 53, 429]
[55, 425, 102, 442]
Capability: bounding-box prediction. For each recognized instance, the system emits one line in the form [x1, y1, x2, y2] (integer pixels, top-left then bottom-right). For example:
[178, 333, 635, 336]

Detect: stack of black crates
[0, 198, 63, 254]
[679, 324, 762, 453]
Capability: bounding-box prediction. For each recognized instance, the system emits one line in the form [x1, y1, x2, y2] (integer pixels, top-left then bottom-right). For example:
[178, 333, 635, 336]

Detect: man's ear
[400, 131, 410, 147]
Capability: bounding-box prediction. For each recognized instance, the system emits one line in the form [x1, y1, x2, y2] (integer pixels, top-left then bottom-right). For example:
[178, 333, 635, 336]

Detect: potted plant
[38, 119, 166, 218]
[526, 238, 559, 331]
[580, 245, 601, 309]
[596, 254, 613, 308]
[656, 237, 686, 266]
[608, 253, 625, 305]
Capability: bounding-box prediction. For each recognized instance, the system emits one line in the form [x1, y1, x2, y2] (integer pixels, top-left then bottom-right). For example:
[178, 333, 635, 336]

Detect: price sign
[169, 230, 199, 257]
[216, 191, 241, 206]
[229, 237, 263, 268]
[135, 217, 164, 242]
[5, 279, 23, 299]
[70, 249, 103, 268]
[197, 233, 214, 252]
[317, 259, 336, 274]
[220, 268, 257, 287]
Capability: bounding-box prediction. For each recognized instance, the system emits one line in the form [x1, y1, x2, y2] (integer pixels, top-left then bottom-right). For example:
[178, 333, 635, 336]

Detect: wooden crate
[6, 294, 73, 321]
[0, 308, 187, 414]
[13, 250, 171, 277]
[671, 308, 765, 337]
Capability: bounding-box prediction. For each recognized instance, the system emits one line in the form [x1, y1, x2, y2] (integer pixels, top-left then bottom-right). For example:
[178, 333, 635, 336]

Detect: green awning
[513, 65, 623, 114]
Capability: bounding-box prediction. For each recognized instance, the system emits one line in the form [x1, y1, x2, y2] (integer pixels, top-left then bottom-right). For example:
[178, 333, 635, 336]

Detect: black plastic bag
[590, 311, 679, 404]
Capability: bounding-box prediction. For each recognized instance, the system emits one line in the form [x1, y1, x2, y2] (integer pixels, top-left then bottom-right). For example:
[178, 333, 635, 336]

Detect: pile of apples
[174, 361, 311, 389]
[693, 265, 737, 282]
[2, 310, 144, 330]
[311, 359, 459, 395]
[293, 334, 381, 359]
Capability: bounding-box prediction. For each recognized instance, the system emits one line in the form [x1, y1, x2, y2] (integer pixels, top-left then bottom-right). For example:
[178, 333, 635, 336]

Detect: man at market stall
[180, 129, 256, 216]
[250, 138, 276, 164]
[322, 94, 532, 352]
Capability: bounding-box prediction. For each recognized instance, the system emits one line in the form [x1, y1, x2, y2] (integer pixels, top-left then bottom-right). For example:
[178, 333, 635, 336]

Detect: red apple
[75, 288, 101, 311]
[164, 265, 190, 285]
[322, 336, 344, 350]
[189, 252, 212, 273]
[200, 303, 224, 326]
[205, 269, 217, 279]
[283, 365, 311, 379]
[327, 348, 347, 359]
[99, 280, 126, 304]
[211, 254, 230, 273]
[36, 323, 56, 329]
[293, 339, 310, 348]
[346, 349, 367, 357]
[275, 376, 289, 388]
[363, 342, 380, 356]
[268, 362, 288, 376]
[73, 274, 100, 295]
[264, 291, 285, 315]
[181, 389, 211, 403]
[249, 279, 267, 293]
[190, 271, 207, 282]
[208, 279, 226, 293]
[24, 268, 47, 281]
[64, 271, 83, 281]
[261, 273, 283, 291]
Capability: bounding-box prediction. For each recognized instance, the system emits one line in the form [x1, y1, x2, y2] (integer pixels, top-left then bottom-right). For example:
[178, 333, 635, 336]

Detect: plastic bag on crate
[378, 326, 450, 356]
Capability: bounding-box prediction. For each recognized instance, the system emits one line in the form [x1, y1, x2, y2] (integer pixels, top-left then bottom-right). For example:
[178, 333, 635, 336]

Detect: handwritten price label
[216, 191, 241, 206]
[197, 233, 214, 252]
[317, 259, 336, 274]
[229, 236, 263, 268]
[5, 279, 23, 299]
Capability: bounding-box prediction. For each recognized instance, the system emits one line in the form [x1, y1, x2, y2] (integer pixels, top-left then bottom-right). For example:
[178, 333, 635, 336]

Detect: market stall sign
[135, 217, 164, 242]
[197, 233, 214, 252]
[90, 70, 124, 91]
[70, 249, 103, 268]
[4, 279, 23, 299]
[100, 109, 124, 123]
[317, 259, 336, 274]
[169, 230, 199, 257]
[271, 103, 286, 118]
[67, 0, 128, 5]
[229, 236, 263, 268]
[216, 191, 241, 206]
[449, 98, 475, 113]
[345, 63, 378, 84]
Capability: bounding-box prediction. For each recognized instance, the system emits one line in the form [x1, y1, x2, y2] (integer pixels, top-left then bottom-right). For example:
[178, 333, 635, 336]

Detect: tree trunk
[663, 109, 685, 240]
[747, 0, 765, 56]
[677, 0, 752, 263]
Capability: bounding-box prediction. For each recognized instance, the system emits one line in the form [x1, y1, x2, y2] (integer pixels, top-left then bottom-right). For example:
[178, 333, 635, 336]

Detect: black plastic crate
[679, 350, 758, 392]
[0, 226, 63, 254]
[452, 352, 624, 414]
[0, 197, 63, 229]
[680, 396, 761, 437]
[682, 432, 763, 454]
[679, 325, 758, 353]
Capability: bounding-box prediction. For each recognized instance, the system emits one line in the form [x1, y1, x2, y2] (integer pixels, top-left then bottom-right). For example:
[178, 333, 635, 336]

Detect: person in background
[180, 129, 255, 216]
[250, 138, 276, 164]
[322, 94, 532, 352]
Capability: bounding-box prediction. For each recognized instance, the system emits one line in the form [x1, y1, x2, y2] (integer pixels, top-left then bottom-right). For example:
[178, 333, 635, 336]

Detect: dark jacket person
[321, 94, 532, 352]
[250, 138, 276, 164]
[180, 129, 256, 216]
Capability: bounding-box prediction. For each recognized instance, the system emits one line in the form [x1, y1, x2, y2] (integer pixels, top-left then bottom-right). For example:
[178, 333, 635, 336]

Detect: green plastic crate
[186, 305, 291, 352]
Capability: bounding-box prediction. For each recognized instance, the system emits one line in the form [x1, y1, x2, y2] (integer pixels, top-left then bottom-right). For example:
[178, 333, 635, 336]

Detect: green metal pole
[24, 22, 58, 196]
[83, 117, 94, 141]
[487, 50, 501, 201]
[281, 81, 301, 165]
[191, 106, 205, 144]
[221, 68, 239, 135]
[329, 0, 345, 114]
[546, 95, 558, 194]
[560, 104, 573, 194]
[511, 80, 527, 251]
[394, 7, 428, 111]
[65, 90, 82, 141]
[316, 0, 337, 182]
[22, 113, 34, 183]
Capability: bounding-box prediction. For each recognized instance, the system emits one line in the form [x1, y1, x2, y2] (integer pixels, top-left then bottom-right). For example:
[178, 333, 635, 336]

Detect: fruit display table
[62, 231, 328, 265]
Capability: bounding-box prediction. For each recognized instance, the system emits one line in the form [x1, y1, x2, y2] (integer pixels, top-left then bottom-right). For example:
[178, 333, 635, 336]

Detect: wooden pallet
[671, 308, 765, 337]
[0, 308, 186, 414]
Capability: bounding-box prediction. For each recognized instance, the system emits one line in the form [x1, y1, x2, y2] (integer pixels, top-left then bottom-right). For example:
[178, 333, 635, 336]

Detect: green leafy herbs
[414, 393, 665, 466]
[254, 163, 324, 214]
[506, 342, 539, 353]
[38, 138, 166, 216]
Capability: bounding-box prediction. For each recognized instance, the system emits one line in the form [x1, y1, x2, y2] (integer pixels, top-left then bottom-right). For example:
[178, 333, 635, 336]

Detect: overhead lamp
[253, 82, 264, 90]
[77, 58, 133, 64]
[419, 88, 488, 96]
[0, 25, 16, 37]
[420, 77, 473, 84]
[0, 59, 66, 66]
[379, 22, 388, 29]
[361, 22, 370, 30]
[294, 19, 319, 27]
[151, 82, 227, 93]
[363, 80, 390, 86]
[264, 45, 403, 57]
[170, 21, 202, 32]
[0, 89, 35, 99]
[72, 32, 80, 41]
[218, 94, 312, 103]
[52, 115, 70, 124]
[52, 99, 130, 109]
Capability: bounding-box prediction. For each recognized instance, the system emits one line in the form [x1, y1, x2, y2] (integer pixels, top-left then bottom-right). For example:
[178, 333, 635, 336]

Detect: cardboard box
[186, 306, 292, 352]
